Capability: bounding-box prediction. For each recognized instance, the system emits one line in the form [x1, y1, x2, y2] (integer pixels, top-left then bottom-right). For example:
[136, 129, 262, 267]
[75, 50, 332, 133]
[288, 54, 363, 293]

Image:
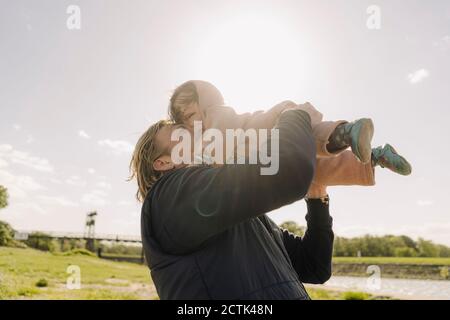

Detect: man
[129, 107, 334, 299]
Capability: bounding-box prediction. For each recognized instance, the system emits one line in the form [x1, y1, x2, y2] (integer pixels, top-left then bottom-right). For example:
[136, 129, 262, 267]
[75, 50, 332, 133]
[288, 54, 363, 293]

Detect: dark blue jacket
[141, 109, 334, 299]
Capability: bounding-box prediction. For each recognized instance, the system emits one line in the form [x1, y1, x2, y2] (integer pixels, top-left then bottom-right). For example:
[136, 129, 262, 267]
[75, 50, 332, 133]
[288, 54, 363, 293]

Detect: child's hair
[129, 119, 172, 202]
[168, 81, 199, 124]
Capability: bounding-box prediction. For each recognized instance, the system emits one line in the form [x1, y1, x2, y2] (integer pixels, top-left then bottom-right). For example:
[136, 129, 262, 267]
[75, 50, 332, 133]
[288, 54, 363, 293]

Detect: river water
[321, 276, 450, 300]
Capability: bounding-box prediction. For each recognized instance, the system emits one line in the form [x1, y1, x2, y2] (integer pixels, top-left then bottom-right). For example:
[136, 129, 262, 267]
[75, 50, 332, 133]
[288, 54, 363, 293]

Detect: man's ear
[153, 155, 175, 172]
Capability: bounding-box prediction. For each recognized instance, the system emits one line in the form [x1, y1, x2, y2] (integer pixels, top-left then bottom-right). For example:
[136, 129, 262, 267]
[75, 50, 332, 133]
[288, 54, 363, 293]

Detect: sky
[1, 0, 449, 245]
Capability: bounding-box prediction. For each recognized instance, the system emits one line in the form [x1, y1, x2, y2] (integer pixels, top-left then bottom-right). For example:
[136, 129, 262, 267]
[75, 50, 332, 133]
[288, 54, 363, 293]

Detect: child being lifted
[167, 80, 411, 194]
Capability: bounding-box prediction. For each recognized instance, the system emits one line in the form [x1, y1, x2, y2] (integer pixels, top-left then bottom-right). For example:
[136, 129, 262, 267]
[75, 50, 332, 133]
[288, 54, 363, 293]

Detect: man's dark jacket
[141, 109, 334, 299]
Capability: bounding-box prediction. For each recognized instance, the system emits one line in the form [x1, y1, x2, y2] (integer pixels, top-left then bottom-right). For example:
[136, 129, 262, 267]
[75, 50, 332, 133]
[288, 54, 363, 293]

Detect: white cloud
[0, 145, 13, 153]
[98, 139, 134, 155]
[78, 130, 91, 139]
[13, 124, 22, 131]
[408, 68, 429, 84]
[48, 178, 63, 184]
[0, 169, 46, 199]
[417, 199, 433, 207]
[87, 168, 96, 174]
[111, 216, 139, 228]
[36, 195, 79, 207]
[26, 135, 35, 144]
[433, 35, 450, 50]
[96, 182, 112, 190]
[81, 189, 109, 207]
[0, 144, 54, 173]
[65, 175, 87, 187]
[14, 202, 47, 216]
[0, 158, 8, 168]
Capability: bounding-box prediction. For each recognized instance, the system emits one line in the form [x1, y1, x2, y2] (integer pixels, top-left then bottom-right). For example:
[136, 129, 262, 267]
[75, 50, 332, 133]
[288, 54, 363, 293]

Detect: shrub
[17, 287, 39, 297]
[25, 232, 56, 252]
[0, 220, 25, 248]
[35, 278, 48, 287]
[62, 248, 96, 257]
[0, 221, 14, 246]
[343, 291, 371, 300]
[395, 247, 418, 257]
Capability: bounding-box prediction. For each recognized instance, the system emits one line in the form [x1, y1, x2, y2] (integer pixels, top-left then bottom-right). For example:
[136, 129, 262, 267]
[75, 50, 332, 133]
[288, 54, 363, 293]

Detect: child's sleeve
[204, 101, 298, 132]
[244, 101, 299, 130]
[204, 106, 253, 132]
[246, 101, 324, 130]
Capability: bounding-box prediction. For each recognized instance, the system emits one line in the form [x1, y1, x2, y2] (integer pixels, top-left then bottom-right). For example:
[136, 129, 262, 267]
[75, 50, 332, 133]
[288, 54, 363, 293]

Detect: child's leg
[295, 103, 350, 158]
[313, 150, 375, 187]
[313, 120, 349, 157]
[327, 119, 374, 164]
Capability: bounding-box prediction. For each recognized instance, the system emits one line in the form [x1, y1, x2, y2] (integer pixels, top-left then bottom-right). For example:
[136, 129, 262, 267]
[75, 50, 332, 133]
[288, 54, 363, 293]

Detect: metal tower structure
[84, 211, 97, 251]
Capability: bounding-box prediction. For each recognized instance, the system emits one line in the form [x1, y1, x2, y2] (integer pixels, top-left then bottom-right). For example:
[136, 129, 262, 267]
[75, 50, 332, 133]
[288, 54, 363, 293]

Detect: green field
[333, 257, 450, 265]
[305, 287, 393, 300]
[0, 247, 391, 300]
[0, 247, 156, 299]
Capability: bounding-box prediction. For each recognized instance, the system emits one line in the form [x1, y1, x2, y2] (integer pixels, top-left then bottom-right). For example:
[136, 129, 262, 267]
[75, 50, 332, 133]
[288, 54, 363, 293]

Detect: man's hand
[296, 102, 323, 127]
[279, 102, 323, 127]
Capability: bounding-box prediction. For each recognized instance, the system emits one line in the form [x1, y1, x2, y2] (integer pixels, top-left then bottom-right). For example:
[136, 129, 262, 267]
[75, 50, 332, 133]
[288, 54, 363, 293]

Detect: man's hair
[168, 80, 199, 123]
[129, 120, 171, 202]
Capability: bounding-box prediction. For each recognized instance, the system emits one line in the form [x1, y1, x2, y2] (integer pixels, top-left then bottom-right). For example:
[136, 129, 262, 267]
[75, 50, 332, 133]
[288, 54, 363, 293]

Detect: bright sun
[192, 12, 312, 113]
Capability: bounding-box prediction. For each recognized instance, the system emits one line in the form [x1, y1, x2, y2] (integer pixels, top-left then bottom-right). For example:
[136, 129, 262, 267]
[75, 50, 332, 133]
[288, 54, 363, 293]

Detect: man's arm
[153, 109, 316, 254]
[281, 197, 334, 284]
[245, 101, 324, 130]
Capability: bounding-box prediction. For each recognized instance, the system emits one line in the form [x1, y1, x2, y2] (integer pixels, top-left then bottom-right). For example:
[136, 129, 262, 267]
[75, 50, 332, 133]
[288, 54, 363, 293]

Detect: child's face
[181, 102, 203, 128]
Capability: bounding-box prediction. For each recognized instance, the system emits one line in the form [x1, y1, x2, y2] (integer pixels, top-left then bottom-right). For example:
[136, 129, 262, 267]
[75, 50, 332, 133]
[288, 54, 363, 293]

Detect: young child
[168, 80, 411, 191]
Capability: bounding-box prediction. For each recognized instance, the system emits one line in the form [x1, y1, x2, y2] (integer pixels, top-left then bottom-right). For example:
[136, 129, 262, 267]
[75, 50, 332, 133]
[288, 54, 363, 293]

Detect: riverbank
[320, 276, 450, 300]
[333, 257, 450, 280]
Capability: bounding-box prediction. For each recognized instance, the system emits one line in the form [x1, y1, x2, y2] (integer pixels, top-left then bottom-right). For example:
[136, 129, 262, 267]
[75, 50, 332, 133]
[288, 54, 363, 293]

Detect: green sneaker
[372, 144, 412, 176]
[341, 118, 374, 164]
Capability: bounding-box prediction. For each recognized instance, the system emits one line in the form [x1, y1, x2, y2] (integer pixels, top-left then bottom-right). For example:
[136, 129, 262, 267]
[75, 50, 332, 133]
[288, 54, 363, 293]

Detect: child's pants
[296, 102, 349, 157]
[296, 103, 376, 195]
[314, 150, 375, 186]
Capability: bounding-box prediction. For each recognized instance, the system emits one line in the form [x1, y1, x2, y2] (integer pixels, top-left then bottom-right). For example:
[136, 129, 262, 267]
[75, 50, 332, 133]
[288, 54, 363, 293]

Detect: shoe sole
[353, 118, 374, 164]
[385, 143, 412, 176]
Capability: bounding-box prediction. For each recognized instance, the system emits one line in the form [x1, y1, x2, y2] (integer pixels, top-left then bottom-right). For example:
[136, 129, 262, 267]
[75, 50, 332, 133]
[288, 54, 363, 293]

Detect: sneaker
[342, 118, 374, 164]
[372, 144, 412, 176]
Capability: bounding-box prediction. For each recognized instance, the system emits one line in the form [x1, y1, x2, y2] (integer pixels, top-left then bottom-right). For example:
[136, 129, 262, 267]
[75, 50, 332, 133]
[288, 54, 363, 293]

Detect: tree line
[1, 185, 449, 258]
[280, 221, 450, 258]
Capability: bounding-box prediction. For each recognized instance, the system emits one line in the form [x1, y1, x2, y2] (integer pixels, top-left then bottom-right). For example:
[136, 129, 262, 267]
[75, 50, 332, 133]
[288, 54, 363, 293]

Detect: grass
[0, 247, 156, 300]
[333, 257, 450, 265]
[306, 288, 393, 300]
[0, 247, 398, 300]
[100, 253, 142, 260]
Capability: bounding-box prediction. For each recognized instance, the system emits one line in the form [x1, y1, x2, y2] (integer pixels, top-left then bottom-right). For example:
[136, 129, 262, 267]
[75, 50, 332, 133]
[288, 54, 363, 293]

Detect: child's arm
[246, 101, 324, 130]
[204, 100, 301, 132]
[244, 100, 299, 130]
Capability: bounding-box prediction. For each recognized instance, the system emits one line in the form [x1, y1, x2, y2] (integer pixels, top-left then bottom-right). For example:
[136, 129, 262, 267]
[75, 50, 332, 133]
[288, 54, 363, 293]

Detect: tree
[417, 238, 440, 257]
[25, 232, 56, 252]
[0, 185, 8, 209]
[0, 220, 14, 246]
[0, 220, 26, 248]
[279, 221, 305, 237]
